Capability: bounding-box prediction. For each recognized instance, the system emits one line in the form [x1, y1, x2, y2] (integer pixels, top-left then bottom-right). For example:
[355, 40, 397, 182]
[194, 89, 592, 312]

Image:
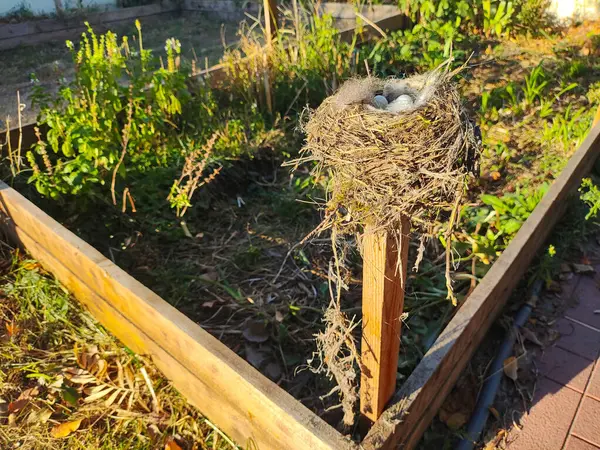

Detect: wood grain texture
[363, 123, 600, 449]
[360, 217, 410, 422]
[0, 182, 354, 450]
[0, 3, 179, 50]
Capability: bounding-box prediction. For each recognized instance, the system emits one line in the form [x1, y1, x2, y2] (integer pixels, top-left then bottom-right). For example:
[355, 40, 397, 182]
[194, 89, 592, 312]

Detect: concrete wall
[0, 0, 116, 17]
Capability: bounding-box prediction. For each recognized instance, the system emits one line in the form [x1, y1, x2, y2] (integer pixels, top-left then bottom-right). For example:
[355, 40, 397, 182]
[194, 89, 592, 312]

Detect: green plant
[482, 0, 515, 37]
[542, 105, 590, 153]
[28, 22, 194, 201]
[458, 184, 549, 264]
[514, 0, 553, 34]
[579, 177, 600, 219]
[523, 65, 548, 107]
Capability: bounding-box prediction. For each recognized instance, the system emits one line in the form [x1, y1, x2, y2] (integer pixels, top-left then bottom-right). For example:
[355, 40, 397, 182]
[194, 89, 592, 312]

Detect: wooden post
[263, 0, 278, 44]
[360, 216, 410, 423]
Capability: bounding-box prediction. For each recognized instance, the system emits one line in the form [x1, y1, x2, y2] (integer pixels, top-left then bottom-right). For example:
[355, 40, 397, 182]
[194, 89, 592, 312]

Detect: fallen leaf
[521, 327, 543, 347]
[5, 320, 19, 338]
[244, 345, 267, 368]
[199, 271, 219, 282]
[265, 362, 282, 380]
[21, 262, 40, 271]
[202, 301, 216, 308]
[84, 386, 116, 403]
[8, 399, 28, 414]
[165, 437, 183, 450]
[443, 411, 468, 430]
[573, 264, 595, 275]
[8, 386, 40, 414]
[50, 419, 82, 438]
[559, 272, 574, 281]
[488, 406, 500, 421]
[275, 310, 284, 322]
[242, 320, 269, 343]
[560, 263, 572, 273]
[26, 408, 52, 425]
[490, 171, 502, 181]
[503, 356, 518, 381]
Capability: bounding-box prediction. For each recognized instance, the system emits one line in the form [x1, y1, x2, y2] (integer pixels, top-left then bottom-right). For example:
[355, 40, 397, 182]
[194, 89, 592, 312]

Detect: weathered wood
[0, 3, 179, 50]
[363, 122, 600, 449]
[183, 0, 259, 19]
[0, 181, 355, 450]
[320, 3, 400, 20]
[360, 218, 410, 423]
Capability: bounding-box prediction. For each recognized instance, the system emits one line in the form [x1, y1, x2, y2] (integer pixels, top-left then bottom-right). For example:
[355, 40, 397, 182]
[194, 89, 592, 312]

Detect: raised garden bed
[3, 4, 600, 448]
[1, 104, 599, 450]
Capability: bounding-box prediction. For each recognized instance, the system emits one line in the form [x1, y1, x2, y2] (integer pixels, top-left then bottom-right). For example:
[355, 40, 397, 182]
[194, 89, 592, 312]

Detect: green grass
[0, 250, 236, 450]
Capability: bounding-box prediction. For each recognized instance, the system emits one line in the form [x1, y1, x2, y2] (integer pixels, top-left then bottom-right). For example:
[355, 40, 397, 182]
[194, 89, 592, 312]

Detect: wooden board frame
[2, 123, 599, 449]
[4, 6, 600, 449]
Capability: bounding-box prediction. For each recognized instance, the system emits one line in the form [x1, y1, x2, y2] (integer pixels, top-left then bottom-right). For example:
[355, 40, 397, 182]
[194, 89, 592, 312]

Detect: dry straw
[301, 65, 480, 241]
[299, 64, 481, 427]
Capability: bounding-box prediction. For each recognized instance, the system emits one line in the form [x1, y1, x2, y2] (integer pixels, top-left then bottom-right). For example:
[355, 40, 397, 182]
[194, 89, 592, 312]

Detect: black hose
[456, 278, 544, 450]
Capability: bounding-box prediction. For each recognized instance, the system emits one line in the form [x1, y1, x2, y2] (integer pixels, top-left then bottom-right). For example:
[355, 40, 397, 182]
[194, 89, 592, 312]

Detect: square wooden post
[360, 216, 410, 423]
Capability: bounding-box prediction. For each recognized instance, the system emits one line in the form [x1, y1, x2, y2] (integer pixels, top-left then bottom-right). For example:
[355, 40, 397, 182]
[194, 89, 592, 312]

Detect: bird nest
[297, 67, 480, 428]
[301, 68, 481, 239]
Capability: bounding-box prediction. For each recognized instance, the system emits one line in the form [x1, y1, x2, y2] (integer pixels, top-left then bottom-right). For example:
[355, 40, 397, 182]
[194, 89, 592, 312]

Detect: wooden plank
[0, 3, 179, 49]
[362, 123, 600, 449]
[320, 3, 400, 20]
[183, 0, 259, 18]
[360, 219, 409, 423]
[338, 12, 409, 44]
[0, 181, 355, 450]
[0, 4, 177, 40]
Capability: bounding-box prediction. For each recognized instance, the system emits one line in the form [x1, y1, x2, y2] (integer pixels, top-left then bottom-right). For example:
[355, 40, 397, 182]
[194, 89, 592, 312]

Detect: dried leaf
[521, 328, 543, 347]
[50, 419, 82, 438]
[442, 411, 468, 430]
[573, 264, 595, 275]
[199, 271, 219, 282]
[92, 359, 109, 379]
[84, 387, 116, 403]
[275, 310, 284, 322]
[560, 263, 572, 273]
[105, 389, 121, 407]
[116, 360, 125, 388]
[8, 387, 39, 413]
[26, 408, 52, 425]
[202, 301, 216, 308]
[503, 356, 518, 381]
[244, 345, 267, 368]
[242, 320, 269, 343]
[165, 437, 183, 450]
[488, 406, 500, 421]
[5, 320, 19, 338]
[490, 171, 502, 181]
[8, 399, 29, 414]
